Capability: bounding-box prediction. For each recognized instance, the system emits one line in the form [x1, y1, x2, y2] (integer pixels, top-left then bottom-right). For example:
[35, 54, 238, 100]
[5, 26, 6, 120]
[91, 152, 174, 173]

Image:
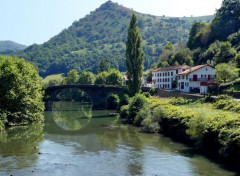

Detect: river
[0, 102, 238, 176]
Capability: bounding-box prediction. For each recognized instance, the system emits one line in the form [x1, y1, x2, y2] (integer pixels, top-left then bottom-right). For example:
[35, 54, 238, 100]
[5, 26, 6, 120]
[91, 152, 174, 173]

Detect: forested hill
[0, 41, 27, 54]
[14, 1, 213, 77]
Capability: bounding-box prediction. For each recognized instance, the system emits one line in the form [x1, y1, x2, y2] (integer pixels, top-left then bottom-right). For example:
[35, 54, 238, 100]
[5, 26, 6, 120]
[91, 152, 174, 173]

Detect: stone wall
[157, 89, 203, 100]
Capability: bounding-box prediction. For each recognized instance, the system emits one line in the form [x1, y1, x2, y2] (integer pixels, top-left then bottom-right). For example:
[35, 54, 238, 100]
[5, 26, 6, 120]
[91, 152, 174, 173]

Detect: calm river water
[0, 102, 238, 176]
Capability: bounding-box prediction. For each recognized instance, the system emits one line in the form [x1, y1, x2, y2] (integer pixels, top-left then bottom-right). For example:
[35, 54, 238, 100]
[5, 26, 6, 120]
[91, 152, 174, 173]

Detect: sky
[0, 0, 222, 46]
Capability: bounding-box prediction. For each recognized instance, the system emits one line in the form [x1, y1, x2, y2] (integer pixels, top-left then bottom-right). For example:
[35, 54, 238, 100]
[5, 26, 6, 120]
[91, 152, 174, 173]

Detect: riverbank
[120, 95, 240, 167]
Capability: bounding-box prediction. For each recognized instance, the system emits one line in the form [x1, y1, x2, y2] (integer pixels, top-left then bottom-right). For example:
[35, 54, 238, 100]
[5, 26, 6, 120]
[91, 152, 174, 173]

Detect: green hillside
[0, 41, 27, 54]
[14, 1, 213, 77]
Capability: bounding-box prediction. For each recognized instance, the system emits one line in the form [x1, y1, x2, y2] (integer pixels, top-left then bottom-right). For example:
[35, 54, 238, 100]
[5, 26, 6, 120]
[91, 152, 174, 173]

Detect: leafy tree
[65, 69, 79, 84]
[211, 0, 240, 41]
[106, 69, 124, 85]
[163, 43, 174, 50]
[97, 58, 111, 73]
[106, 94, 120, 109]
[157, 61, 169, 68]
[0, 55, 44, 127]
[213, 41, 236, 65]
[235, 52, 240, 68]
[187, 22, 208, 49]
[170, 48, 192, 65]
[126, 13, 144, 96]
[185, 55, 194, 66]
[78, 71, 96, 85]
[95, 71, 109, 85]
[215, 63, 238, 83]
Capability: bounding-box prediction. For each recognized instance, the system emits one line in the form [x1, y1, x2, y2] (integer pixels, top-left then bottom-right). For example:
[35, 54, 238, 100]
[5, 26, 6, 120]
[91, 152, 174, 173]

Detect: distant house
[122, 74, 128, 86]
[142, 75, 152, 87]
[177, 64, 216, 94]
[152, 65, 191, 89]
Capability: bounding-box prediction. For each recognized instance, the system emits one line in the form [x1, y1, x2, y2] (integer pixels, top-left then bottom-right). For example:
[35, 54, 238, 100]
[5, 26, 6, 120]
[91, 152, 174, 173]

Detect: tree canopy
[126, 13, 144, 96]
[0, 55, 44, 129]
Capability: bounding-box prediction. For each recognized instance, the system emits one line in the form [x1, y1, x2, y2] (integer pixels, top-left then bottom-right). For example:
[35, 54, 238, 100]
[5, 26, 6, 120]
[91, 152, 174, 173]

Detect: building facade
[177, 64, 216, 94]
[152, 65, 191, 89]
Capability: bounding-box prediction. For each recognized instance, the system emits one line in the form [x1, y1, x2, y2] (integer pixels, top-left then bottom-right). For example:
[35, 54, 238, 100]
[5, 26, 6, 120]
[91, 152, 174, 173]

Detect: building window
[186, 75, 188, 80]
[160, 73, 161, 77]
[168, 78, 170, 82]
[168, 72, 170, 76]
[160, 78, 161, 82]
[176, 70, 178, 74]
[183, 69, 185, 71]
[182, 76, 185, 79]
[171, 72, 173, 76]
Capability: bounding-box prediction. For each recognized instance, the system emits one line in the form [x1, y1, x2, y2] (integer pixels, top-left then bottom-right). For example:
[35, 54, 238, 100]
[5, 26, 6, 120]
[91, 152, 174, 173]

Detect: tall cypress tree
[126, 13, 144, 96]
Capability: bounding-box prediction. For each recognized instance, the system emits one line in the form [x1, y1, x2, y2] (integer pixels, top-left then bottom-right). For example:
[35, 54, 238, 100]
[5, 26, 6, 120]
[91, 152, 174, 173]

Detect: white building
[152, 65, 191, 89]
[177, 64, 216, 94]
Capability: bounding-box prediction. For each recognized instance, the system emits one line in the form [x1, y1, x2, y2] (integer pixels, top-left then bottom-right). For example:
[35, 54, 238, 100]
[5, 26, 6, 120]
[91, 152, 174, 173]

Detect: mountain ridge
[13, 1, 214, 77]
[0, 40, 27, 54]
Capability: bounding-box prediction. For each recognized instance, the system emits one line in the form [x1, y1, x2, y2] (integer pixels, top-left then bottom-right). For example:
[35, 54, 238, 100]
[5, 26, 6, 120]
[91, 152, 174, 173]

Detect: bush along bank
[120, 96, 240, 163]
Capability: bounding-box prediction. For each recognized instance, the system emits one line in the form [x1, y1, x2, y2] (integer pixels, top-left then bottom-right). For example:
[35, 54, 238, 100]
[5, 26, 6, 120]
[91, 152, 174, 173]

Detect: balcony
[189, 78, 215, 82]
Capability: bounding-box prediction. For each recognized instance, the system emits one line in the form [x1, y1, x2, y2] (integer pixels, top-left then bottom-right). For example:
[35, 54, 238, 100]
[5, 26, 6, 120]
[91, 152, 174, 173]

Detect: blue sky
[0, 0, 222, 46]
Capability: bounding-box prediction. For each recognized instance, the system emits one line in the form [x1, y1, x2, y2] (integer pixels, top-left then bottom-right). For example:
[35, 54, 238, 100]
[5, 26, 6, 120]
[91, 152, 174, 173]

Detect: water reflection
[0, 123, 44, 170]
[47, 102, 92, 131]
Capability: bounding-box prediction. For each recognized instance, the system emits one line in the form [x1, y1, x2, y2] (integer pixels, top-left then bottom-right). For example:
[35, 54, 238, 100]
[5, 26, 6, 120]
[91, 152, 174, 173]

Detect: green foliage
[126, 13, 144, 96]
[106, 94, 120, 109]
[134, 104, 151, 126]
[228, 30, 240, 46]
[41, 74, 64, 88]
[121, 94, 148, 123]
[213, 41, 236, 65]
[211, 0, 240, 41]
[97, 58, 111, 73]
[0, 55, 44, 126]
[169, 97, 191, 105]
[65, 69, 79, 84]
[78, 71, 96, 85]
[149, 87, 156, 96]
[121, 96, 240, 159]
[106, 69, 124, 85]
[119, 105, 129, 119]
[235, 52, 240, 68]
[95, 71, 109, 85]
[215, 63, 238, 83]
[202, 94, 216, 103]
[163, 43, 174, 50]
[169, 48, 192, 65]
[119, 93, 129, 108]
[187, 22, 208, 49]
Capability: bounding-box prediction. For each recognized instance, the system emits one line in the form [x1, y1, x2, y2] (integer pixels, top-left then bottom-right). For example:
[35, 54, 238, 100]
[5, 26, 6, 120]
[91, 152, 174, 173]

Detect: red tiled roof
[178, 64, 214, 75]
[152, 65, 190, 72]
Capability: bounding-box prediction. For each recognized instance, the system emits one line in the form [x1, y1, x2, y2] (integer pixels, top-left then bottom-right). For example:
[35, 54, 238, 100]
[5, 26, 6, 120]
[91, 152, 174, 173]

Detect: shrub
[128, 94, 148, 123]
[149, 87, 156, 96]
[118, 94, 129, 109]
[169, 97, 191, 105]
[142, 92, 151, 98]
[217, 94, 233, 101]
[106, 94, 120, 109]
[119, 105, 129, 119]
[203, 94, 216, 103]
[134, 104, 151, 126]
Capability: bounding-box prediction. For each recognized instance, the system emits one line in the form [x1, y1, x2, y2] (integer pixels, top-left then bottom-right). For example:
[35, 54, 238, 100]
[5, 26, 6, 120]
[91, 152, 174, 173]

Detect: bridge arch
[44, 85, 125, 109]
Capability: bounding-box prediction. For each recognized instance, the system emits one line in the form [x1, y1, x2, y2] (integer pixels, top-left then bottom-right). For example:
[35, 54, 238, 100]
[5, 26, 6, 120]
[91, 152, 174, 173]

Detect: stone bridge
[44, 84, 126, 109]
